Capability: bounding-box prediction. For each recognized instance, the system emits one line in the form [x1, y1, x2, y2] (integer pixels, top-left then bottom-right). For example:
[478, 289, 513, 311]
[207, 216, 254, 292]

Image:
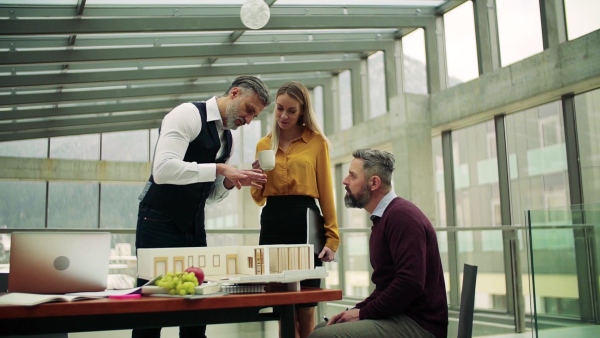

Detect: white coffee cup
[257, 150, 276, 171]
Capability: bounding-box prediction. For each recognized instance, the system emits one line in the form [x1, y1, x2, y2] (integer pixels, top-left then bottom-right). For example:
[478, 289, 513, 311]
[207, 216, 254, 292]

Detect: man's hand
[318, 247, 336, 262]
[327, 308, 359, 325]
[218, 164, 267, 190]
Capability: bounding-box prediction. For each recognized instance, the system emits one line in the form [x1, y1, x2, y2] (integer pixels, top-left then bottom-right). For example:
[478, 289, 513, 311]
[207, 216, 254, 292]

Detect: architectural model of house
[137, 244, 327, 285]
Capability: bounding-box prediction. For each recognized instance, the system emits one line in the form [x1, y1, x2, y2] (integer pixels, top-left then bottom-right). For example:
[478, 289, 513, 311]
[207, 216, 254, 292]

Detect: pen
[323, 308, 349, 322]
[108, 294, 141, 300]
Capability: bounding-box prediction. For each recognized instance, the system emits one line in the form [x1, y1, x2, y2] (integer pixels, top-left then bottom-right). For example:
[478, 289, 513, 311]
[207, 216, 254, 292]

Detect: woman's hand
[318, 246, 336, 262]
[251, 159, 263, 171]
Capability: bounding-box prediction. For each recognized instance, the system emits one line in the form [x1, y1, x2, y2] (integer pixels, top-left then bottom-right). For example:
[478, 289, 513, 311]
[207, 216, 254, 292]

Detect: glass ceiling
[0, 0, 452, 141]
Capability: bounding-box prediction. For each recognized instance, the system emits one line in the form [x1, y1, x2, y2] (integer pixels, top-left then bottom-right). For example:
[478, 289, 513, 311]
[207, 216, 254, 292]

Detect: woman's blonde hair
[269, 81, 332, 150]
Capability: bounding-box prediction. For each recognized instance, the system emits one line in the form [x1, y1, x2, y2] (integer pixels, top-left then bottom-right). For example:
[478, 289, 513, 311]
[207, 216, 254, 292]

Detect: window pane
[343, 232, 370, 298]
[457, 229, 507, 311]
[242, 119, 261, 164]
[505, 101, 570, 226]
[150, 128, 159, 162]
[496, 0, 544, 66]
[312, 86, 325, 129]
[100, 183, 144, 229]
[0, 139, 48, 158]
[0, 181, 46, 229]
[444, 1, 479, 86]
[229, 128, 242, 166]
[402, 28, 428, 94]
[574, 88, 600, 204]
[339, 70, 353, 131]
[50, 134, 100, 160]
[565, 0, 600, 40]
[452, 121, 501, 227]
[102, 130, 149, 162]
[368, 51, 387, 118]
[432, 135, 446, 228]
[48, 182, 99, 228]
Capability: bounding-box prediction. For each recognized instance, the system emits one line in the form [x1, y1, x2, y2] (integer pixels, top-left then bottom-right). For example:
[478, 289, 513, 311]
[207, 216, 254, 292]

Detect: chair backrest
[457, 264, 478, 338]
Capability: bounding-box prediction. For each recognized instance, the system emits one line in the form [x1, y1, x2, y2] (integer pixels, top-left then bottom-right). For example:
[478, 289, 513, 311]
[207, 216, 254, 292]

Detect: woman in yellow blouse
[251, 81, 339, 338]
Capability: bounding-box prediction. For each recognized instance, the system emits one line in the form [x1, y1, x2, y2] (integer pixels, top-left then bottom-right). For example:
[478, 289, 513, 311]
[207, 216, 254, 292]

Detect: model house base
[137, 244, 327, 285]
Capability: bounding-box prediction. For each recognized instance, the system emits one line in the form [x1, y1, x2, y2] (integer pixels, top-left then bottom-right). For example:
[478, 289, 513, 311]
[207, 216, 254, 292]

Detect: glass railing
[436, 225, 533, 337]
[527, 202, 600, 337]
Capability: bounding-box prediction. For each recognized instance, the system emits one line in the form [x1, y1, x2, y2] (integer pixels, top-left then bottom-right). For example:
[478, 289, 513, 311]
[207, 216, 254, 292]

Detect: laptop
[8, 232, 111, 294]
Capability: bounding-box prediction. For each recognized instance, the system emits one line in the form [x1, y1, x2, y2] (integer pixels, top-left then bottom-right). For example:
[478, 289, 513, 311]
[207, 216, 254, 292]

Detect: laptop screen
[8, 232, 111, 294]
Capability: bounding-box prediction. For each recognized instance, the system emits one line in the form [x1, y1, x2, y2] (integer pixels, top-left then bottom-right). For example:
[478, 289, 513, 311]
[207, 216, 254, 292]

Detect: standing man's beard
[225, 97, 242, 130]
[344, 183, 371, 208]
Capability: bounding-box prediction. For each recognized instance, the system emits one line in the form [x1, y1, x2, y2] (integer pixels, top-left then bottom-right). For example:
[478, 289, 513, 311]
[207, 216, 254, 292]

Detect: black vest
[141, 102, 232, 234]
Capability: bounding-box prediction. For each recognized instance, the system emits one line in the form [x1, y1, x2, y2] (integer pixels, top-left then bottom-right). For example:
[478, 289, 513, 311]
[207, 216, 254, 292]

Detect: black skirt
[260, 195, 323, 307]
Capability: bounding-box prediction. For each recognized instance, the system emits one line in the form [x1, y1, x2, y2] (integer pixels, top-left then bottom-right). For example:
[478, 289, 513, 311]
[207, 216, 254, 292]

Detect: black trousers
[132, 203, 207, 338]
[259, 195, 323, 307]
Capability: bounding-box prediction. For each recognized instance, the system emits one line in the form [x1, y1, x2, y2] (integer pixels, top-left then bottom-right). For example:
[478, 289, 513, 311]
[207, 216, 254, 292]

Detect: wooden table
[0, 287, 342, 337]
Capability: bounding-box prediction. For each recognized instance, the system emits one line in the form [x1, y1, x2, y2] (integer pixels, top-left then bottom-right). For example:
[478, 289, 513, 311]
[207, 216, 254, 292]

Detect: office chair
[457, 264, 478, 338]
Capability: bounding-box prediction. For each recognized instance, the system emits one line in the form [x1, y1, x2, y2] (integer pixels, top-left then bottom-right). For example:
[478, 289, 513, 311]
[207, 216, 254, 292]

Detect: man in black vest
[133, 76, 271, 338]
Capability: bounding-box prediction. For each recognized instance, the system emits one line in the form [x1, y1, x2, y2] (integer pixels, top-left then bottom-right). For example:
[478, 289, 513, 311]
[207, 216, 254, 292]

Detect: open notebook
[8, 231, 111, 294]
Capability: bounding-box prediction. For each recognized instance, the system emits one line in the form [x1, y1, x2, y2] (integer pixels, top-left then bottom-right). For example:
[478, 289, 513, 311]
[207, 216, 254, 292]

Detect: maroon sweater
[355, 197, 448, 338]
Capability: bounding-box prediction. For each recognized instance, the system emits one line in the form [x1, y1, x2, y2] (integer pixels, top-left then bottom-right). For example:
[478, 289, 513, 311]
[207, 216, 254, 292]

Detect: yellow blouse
[251, 128, 340, 252]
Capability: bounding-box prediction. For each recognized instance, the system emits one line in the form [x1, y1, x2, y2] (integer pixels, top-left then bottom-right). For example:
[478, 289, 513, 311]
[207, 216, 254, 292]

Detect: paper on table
[0, 292, 102, 306]
[65, 287, 141, 298]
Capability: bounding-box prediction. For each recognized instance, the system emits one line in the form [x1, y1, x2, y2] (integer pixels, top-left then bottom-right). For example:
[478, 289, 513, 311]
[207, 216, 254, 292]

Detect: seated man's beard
[344, 184, 370, 208]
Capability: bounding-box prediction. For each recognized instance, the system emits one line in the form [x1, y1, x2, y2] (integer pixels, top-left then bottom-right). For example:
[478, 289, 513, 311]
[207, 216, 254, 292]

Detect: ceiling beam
[0, 120, 161, 142]
[1, 5, 436, 21]
[1, 60, 359, 88]
[0, 111, 168, 133]
[0, 15, 433, 36]
[0, 40, 385, 66]
[1, 77, 331, 106]
[0, 99, 189, 121]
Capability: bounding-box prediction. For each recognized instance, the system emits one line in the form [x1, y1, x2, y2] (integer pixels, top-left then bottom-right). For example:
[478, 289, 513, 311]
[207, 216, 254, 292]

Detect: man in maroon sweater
[309, 149, 447, 338]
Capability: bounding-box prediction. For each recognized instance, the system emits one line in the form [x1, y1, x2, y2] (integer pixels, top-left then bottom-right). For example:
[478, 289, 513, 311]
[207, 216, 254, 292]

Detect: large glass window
[312, 86, 325, 130]
[402, 28, 427, 94]
[100, 182, 144, 229]
[150, 128, 159, 163]
[242, 119, 262, 164]
[452, 121, 500, 228]
[565, 0, 600, 40]
[338, 70, 353, 131]
[101, 130, 150, 162]
[48, 182, 99, 229]
[432, 135, 446, 228]
[368, 51, 387, 118]
[496, 0, 544, 66]
[574, 88, 600, 204]
[443, 1, 479, 86]
[50, 134, 100, 160]
[452, 121, 504, 311]
[0, 138, 47, 158]
[0, 181, 46, 229]
[504, 101, 570, 226]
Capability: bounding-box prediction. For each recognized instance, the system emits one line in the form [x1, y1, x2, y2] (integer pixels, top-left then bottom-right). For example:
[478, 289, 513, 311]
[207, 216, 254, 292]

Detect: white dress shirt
[151, 97, 230, 204]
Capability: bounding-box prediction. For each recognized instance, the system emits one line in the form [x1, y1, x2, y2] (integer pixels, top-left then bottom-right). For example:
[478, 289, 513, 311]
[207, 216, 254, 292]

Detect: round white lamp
[240, 0, 271, 30]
